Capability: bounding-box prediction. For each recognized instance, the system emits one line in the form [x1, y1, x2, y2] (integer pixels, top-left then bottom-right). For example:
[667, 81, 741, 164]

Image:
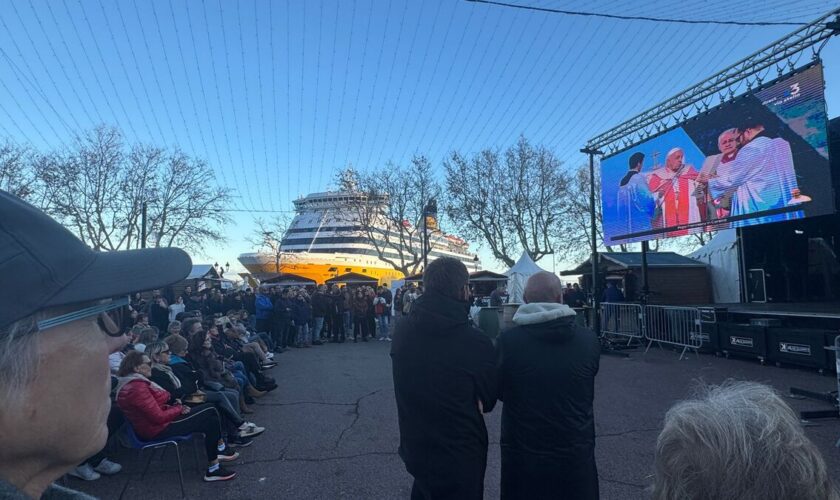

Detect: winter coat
[311, 292, 328, 317]
[255, 293, 273, 320]
[391, 290, 498, 492]
[332, 293, 346, 313]
[497, 302, 600, 500]
[169, 355, 201, 394]
[351, 296, 368, 317]
[115, 375, 183, 439]
[273, 297, 292, 323]
[150, 366, 185, 402]
[292, 299, 312, 324]
[190, 349, 237, 389]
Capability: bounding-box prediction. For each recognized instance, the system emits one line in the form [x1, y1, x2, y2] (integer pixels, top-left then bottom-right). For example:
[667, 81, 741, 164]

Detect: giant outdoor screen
[600, 63, 833, 246]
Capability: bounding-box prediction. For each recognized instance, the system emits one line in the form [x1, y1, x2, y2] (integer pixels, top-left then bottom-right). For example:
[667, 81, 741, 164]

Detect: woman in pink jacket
[115, 350, 240, 482]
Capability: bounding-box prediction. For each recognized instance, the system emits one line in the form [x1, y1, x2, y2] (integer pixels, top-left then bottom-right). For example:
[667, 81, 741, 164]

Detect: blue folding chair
[121, 422, 197, 498]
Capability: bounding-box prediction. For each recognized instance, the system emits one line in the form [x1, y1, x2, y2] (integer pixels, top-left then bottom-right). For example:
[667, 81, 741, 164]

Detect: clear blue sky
[1, 0, 838, 273]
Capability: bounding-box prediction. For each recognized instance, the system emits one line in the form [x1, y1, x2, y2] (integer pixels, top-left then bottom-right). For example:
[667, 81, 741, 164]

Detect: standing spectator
[168, 296, 186, 322]
[330, 286, 346, 343]
[293, 292, 312, 347]
[255, 286, 273, 338]
[0, 189, 192, 498]
[380, 284, 393, 333]
[366, 288, 377, 341]
[489, 284, 507, 307]
[373, 293, 389, 341]
[149, 295, 170, 333]
[311, 285, 328, 345]
[497, 271, 600, 499]
[351, 289, 369, 342]
[391, 257, 497, 500]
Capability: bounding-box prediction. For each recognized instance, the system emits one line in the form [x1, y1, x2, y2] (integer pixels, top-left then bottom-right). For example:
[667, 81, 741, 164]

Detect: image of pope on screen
[600, 64, 831, 247]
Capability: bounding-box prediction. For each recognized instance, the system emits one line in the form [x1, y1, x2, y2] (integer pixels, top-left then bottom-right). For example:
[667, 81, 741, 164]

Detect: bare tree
[337, 156, 440, 276]
[562, 163, 631, 263]
[248, 214, 293, 274]
[444, 136, 570, 267]
[29, 125, 231, 252]
[0, 141, 33, 199]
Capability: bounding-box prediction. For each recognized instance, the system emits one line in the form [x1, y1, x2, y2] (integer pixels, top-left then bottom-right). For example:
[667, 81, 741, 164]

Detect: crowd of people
[2, 187, 838, 500]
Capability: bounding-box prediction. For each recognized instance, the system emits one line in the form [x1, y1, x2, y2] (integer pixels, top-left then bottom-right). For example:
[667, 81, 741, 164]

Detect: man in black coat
[497, 271, 600, 500]
[391, 257, 497, 500]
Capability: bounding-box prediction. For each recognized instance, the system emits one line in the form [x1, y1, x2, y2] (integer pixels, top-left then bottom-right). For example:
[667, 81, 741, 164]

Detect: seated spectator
[652, 381, 838, 500]
[145, 341, 263, 447]
[205, 322, 277, 392]
[133, 326, 159, 353]
[187, 329, 266, 403]
[115, 351, 240, 482]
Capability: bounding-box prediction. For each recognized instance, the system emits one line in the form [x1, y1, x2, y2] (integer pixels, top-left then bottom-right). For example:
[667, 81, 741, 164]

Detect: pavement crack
[334, 389, 383, 449]
[600, 477, 648, 490]
[257, 401, 356, 407]
[239, 450, 399, 467]
[596, 427, 660, 438]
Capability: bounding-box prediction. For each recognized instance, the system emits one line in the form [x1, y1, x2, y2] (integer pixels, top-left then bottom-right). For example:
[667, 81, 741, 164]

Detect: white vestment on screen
[708, 136, 801, 223]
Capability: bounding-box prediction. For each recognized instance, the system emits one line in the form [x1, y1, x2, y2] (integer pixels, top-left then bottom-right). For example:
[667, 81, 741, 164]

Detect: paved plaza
[75, 340, 840, 499]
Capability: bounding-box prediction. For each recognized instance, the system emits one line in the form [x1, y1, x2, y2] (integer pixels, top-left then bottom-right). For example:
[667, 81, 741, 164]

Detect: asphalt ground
[72, 338, 840, 499]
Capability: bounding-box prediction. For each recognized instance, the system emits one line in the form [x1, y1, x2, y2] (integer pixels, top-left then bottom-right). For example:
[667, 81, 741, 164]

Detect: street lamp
[580, 146, 603, 335]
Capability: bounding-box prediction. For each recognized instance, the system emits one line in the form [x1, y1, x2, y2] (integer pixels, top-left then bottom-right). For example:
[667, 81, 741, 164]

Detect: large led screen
[601, 63, 832, 246]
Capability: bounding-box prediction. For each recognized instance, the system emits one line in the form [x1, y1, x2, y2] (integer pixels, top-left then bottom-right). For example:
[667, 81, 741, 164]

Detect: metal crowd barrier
[600, 303, 644, 345]
[643, 305, 703, 360]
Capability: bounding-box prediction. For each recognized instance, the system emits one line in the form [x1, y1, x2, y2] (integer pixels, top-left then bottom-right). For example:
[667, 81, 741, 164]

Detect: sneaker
[204, 466, 237, 482]
[69, 464, 100, 481]
[228, 436, 253, 448]
[93, 458, 122, 475]
[386, 337, 392, 342]
[217, 450, 240, 462]
[260, 362, 278, 369]
[265, 353, 275, 360]
[238, 422, 266, 438]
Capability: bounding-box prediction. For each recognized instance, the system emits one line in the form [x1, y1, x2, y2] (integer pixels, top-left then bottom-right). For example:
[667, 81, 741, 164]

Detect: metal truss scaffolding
[586, 7, 840, 154]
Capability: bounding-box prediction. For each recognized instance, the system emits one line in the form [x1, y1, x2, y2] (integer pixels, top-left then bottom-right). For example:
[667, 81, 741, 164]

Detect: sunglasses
[37, 297, 130, 337]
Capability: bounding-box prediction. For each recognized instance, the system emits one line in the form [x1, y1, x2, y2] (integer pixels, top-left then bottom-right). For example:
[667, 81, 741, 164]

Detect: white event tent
[688, 229, 741, 303]
[504, 252, 549, 303]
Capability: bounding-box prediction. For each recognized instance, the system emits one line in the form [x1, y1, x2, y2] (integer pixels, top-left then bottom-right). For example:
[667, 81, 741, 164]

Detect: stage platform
[720, 302, 840, 319]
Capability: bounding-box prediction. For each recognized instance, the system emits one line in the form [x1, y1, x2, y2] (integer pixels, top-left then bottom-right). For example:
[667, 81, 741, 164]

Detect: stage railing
[600, 303, 644, 345]
[643, 305, 703, 360]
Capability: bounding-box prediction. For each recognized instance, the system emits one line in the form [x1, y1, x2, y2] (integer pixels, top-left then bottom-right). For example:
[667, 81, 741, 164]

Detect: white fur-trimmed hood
[512, 302, 577, 325]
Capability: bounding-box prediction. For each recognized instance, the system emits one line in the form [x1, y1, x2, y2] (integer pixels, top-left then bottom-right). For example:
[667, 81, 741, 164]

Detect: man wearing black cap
[0, 190, 192, 498]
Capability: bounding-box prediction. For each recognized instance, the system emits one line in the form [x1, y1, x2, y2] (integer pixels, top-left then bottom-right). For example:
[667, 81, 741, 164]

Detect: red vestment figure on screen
[647, 148, 701, 237]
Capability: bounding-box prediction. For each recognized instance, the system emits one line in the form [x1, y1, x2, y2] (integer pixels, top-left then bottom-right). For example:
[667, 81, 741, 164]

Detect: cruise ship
[238, 189, 481, 285]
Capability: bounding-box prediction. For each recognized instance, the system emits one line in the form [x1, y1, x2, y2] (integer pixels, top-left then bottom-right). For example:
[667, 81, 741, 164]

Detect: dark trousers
[283, 323, 296, 347]
[500, 448, 598, 500]
[330, 313, 345, 341]
[255, 318, 271, 335]
[410, 462, 486, 500]
[353, 316, 368, 340]
[84, 404, 124, 466]
[154, 404, 223, 463]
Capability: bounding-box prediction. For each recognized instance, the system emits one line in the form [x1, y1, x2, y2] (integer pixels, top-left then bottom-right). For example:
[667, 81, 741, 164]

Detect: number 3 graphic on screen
[790, 83, 801, 98]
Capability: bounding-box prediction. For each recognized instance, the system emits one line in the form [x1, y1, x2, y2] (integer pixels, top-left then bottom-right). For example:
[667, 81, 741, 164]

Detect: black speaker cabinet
[719, 323, 768, 364]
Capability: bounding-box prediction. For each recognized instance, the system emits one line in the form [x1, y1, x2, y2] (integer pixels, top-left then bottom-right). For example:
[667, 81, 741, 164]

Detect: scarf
[154, 362, 181, 390]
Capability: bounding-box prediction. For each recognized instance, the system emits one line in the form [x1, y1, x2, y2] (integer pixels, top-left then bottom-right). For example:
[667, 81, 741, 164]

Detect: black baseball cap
[0, 190, 192, 330]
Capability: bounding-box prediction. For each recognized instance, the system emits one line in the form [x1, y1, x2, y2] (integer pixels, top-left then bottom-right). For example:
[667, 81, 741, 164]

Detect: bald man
[497, 272, 600, 500]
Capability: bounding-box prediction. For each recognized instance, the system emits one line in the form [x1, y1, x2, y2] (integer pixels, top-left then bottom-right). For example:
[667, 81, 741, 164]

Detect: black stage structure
[582, 9, 840, 373]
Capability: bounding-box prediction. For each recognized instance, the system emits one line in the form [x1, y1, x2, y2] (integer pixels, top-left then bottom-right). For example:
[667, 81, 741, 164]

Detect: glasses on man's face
[36, 297, 130, 337]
